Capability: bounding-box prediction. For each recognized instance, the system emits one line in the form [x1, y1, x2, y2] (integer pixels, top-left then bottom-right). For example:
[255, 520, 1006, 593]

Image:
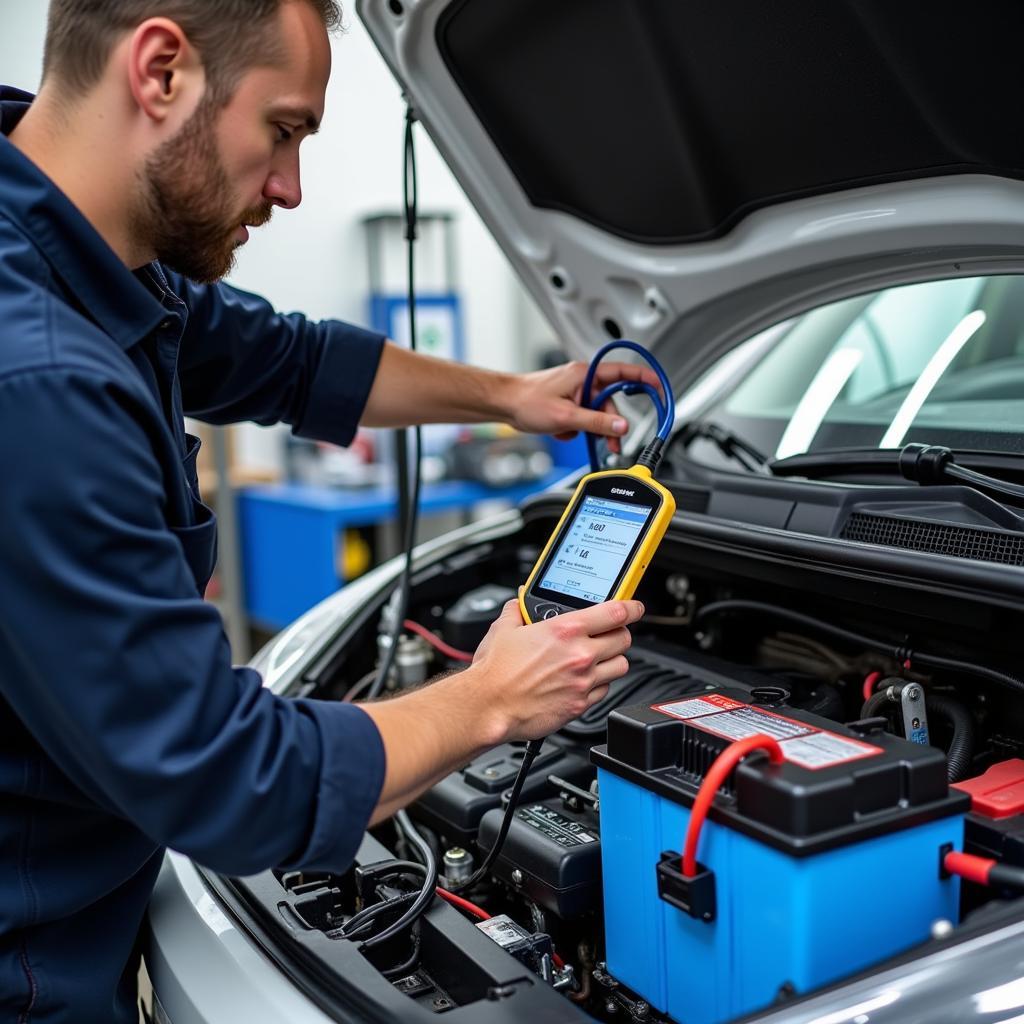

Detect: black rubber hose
[926, 694, 975, 783]
[860, 688, 974, 784]
[861, 689, 893, 720]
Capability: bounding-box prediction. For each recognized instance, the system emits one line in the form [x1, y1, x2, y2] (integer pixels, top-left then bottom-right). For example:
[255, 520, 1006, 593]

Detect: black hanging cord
[448, 738, 542, 894]
[349, 108, 441, 959]
[367, 106, 422, 703]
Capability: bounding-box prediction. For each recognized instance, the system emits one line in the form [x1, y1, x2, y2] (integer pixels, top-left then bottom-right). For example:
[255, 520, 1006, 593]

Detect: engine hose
[926, 694, 975, 783]
[860, 689, 893, 720]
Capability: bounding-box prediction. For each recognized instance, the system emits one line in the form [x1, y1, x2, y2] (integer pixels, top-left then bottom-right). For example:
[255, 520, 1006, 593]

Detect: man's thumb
[494, 596, 526, 629]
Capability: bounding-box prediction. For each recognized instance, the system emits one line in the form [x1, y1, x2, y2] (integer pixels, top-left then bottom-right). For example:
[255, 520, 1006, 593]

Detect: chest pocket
[170, 432, 218, 594]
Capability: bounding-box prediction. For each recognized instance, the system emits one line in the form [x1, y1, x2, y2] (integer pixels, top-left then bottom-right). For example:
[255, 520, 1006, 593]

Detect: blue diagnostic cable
[581, 340, 676, 472]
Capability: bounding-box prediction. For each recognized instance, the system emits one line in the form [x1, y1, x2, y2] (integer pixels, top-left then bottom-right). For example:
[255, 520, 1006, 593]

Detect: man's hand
[360, 345, 663, 453]
[504, 360, 664, 454]
[358, 597, 642, 822]
[468, 598, 642, 741]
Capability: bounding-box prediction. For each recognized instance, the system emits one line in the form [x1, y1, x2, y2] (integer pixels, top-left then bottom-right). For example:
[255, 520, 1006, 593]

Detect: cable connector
[943, 849, 1024, 891]
[635, 437, 666, 474]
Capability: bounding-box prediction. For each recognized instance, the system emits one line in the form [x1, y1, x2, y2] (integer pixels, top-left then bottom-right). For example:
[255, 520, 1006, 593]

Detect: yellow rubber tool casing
[520, 465, 676, 624]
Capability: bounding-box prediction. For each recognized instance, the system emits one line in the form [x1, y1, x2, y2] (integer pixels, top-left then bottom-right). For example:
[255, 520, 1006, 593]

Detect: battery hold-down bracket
[656, 851, 716, 922]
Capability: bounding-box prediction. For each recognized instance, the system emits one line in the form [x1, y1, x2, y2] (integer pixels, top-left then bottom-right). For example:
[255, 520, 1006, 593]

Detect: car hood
[357, 0, 1024, 392]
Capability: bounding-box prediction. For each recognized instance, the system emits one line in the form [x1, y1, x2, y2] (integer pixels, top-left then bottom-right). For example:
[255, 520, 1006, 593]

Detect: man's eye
[276, 125, 294, 143]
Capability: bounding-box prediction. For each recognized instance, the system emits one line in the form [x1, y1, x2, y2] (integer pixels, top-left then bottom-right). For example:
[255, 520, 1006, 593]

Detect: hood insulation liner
[436, 0, 1024, 244]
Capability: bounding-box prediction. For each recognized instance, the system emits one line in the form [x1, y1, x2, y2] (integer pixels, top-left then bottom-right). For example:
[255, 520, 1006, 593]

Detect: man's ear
[127, 17, 205, 124]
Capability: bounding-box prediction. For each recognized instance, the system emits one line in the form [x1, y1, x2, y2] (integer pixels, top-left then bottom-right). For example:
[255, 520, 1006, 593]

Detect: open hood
[358, 0, 1024, 391]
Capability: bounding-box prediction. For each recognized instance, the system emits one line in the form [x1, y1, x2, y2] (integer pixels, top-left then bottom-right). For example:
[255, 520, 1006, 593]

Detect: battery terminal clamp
[656, 851, 717, 922]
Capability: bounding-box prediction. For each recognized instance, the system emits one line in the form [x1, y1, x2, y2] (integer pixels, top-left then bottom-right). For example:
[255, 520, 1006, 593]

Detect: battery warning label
[692, 706, 814, 743]
[653, 696, 881, 770]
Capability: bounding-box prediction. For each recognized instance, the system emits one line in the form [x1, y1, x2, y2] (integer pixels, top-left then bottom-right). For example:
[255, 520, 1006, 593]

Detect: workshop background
[0, 2, 572, 655]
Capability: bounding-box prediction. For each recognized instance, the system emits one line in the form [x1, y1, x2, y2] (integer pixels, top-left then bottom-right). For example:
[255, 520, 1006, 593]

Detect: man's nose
[264, 164, 302, 210]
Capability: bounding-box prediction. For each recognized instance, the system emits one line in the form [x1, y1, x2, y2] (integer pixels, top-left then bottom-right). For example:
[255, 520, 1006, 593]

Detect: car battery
[478, 793, 601, 919]
[592, 689, 968, 1024]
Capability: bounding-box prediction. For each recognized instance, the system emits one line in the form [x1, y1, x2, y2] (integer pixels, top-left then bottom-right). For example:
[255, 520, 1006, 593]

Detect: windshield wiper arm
[771, 444, 1024, 503]
[674, 421, 772, 473]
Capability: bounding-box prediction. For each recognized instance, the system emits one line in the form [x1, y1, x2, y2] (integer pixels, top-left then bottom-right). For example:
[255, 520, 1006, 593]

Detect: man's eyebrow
[271, 106, 321, 134]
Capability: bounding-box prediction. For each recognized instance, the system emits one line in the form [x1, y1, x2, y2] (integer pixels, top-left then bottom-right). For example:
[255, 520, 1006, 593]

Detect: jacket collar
[0, 86, 167, 350]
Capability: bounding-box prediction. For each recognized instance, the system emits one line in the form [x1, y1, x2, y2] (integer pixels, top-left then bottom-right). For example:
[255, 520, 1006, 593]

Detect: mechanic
[0, 2, 659, 1021]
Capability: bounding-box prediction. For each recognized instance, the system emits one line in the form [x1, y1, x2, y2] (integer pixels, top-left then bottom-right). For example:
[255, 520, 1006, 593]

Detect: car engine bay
[207, 475, 1024, 1024]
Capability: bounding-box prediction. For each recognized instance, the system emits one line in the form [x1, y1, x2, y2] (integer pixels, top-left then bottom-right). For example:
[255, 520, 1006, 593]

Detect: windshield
[691, 274, 1024, 467]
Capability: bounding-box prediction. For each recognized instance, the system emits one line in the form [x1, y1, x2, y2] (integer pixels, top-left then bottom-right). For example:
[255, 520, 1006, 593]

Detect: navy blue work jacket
[0, 86, 387, 1023]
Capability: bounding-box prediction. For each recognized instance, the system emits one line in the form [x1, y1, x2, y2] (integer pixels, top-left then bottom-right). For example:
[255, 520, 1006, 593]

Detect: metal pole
[210, 426, 249, 661]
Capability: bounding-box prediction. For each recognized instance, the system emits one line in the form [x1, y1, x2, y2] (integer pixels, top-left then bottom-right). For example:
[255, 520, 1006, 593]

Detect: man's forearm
[360, 342, 515, 428]
[357, 667, 508, 825]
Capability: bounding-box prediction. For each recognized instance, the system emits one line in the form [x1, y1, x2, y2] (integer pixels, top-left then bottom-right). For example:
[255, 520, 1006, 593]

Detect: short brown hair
[43, 0, 342, 102]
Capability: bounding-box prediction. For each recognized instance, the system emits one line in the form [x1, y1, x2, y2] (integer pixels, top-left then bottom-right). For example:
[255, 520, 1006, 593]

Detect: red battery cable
[435, 886, 566, 969]
[682, 734, 784, 878]
[435, 886, 491, 919]
[943, 851, 994, 885]
[402, 619, 474, 662]
[861, 670, 883, 703]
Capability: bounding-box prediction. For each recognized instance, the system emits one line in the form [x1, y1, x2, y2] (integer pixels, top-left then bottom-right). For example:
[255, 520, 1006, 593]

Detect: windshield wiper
[770, 444, 1024, 503]
[673, 421, 772, 473]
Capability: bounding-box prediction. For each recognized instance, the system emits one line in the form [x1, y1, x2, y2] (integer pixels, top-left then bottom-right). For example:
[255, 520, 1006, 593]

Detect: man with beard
[0, 1, 658, 1021]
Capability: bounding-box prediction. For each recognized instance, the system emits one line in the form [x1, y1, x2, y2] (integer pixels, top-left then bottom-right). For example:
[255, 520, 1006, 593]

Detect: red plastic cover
[953, 759, 1024, 818]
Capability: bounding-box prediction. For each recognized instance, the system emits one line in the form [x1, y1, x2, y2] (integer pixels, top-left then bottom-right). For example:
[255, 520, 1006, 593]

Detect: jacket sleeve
[0, 366, 385, 875]
[167, 271, 386, 447]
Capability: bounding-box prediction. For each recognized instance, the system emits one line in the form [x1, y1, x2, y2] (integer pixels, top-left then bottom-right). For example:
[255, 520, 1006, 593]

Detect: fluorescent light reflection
[806, 988, 901, 1024]
[879, 310, 986, 448]
[974, 977, 1024, 1014]
[775, 348, 864, 459]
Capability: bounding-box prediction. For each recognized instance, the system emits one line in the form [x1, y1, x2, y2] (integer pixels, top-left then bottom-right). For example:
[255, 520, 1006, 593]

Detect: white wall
[0, 2, 557, 471]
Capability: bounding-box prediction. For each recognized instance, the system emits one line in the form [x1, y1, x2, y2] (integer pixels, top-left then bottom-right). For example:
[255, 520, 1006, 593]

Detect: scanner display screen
[538, 496, 653, 603]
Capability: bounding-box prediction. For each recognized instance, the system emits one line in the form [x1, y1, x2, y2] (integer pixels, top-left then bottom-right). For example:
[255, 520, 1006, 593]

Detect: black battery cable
[944, 850, 1024, 893]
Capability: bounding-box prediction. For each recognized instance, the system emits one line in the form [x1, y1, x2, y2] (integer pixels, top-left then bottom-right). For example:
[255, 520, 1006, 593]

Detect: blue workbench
[238, 471, 567, 629]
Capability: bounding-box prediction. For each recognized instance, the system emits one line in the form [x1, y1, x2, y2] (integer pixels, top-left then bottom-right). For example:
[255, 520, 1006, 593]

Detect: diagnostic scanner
[520, 465, 675, 623]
